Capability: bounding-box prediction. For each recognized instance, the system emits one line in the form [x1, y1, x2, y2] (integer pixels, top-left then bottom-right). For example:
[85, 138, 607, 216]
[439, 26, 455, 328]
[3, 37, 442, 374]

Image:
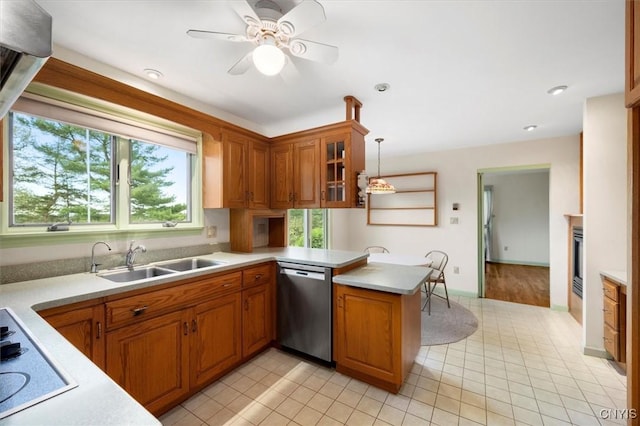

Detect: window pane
[129, 140, 191, 223]
[10, 112, 113, 226]
[310, 209, 326, 248]
[288, 209, 304, 247]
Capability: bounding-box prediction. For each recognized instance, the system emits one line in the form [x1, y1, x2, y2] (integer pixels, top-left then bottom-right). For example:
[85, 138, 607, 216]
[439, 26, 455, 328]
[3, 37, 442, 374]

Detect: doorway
[478, 167, 551, 307]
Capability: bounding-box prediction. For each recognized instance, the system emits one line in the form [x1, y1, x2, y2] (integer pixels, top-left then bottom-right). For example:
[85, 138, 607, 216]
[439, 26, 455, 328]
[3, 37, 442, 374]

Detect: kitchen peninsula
[0, 248, 429, 424]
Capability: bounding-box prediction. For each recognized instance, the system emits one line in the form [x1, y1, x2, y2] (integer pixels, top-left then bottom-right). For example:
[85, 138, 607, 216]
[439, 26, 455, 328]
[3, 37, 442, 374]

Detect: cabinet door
[293, 139, 320, 208]
[223, 132, 247, 208]
[334, 285, 402, 385]
[627, 0, 640, 106]
[248, 140, 270, 209]
[42, 304, 106, 370]
[270, 144, 293, 209]
[106, 310, 190, 415]
[242, 284, 272, 358]
[321, 133, 351, 208]
[190, 292, 242, 387]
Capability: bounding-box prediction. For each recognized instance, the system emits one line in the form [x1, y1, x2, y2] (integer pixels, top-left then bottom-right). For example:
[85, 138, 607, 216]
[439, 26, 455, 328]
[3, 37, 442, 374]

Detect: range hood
[0, 0, 52, 119]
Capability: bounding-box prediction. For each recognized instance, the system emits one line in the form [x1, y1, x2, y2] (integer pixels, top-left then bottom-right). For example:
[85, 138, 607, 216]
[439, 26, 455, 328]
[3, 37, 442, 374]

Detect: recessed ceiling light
[547, 85, 568, 95]
[144, 69, 163, 80]
[374, 83, 390, 92]
[524, 125, 538, 132]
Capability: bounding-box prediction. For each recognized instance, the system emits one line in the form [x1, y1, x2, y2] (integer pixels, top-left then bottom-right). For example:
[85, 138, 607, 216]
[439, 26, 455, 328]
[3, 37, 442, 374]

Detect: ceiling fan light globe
[253, 43, 286, 75]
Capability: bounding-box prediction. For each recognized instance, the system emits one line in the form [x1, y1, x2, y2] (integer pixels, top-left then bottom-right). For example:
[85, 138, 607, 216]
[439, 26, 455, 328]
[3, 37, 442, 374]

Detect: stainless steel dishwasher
[276, 262, 333, 363]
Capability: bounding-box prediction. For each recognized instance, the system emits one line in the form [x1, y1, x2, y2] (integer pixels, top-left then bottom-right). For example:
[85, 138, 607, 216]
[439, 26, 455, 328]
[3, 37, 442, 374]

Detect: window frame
[1, 84, 203, 240]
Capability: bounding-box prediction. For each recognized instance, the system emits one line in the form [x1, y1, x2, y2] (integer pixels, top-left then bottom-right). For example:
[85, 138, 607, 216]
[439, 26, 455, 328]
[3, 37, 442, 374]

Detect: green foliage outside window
[10, 112, 190, 226]
[288, 209, 327, 248]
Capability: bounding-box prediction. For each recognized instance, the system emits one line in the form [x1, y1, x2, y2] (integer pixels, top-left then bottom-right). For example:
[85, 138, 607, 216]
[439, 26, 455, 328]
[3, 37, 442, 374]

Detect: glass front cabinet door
[321, 133, 350, 207]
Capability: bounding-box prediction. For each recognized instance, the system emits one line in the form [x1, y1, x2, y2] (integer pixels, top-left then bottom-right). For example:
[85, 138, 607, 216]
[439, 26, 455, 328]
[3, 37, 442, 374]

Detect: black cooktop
[0, 307, 76, 419]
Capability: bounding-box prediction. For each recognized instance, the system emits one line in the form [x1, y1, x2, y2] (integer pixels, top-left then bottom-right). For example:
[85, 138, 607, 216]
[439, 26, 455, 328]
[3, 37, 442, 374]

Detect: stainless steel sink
[156, 258, 226, 271]
[98, 266, 175, 283]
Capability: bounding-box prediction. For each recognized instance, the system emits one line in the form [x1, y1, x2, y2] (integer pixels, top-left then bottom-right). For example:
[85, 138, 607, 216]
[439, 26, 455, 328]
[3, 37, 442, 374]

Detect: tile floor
[159, 296, 627, 426]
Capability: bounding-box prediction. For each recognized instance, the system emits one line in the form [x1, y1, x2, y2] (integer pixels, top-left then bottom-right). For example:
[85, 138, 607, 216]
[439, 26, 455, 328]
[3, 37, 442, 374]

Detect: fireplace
[572, 227, 583, 298]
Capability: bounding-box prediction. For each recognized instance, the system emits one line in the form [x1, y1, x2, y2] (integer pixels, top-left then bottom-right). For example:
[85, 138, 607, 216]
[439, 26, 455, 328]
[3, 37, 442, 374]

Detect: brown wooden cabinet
[190, 292, 242, 388]
[102, 268, 259, 415]
[40, 300, 106, 370]
[270, 138, 320, 209]
[627, 0, 640, 107]
[222, 131, 270, 209]
[106, 309, 191, 415]
[320, 125, 365, 208]
[602, 276, 627, 368]
[241, 263, 274, 357]
[271, 120, 366, 209]
[334, 283, 421, 393]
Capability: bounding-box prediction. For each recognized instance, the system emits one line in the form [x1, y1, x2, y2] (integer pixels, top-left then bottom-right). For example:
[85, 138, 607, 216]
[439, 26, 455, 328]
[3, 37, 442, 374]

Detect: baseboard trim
[550, 304, 569, 312]
[487, 259, 550, 267]
[446, 289, 478, 298]
[583, 346, 610, 359]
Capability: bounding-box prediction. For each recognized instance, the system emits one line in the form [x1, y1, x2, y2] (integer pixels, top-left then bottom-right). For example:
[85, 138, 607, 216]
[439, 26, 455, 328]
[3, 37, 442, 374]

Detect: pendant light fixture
[366, 138, 396, 194]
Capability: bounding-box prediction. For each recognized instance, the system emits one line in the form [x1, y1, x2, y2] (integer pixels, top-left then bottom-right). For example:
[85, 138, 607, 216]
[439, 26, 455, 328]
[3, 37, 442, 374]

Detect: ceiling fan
[187, 0, 338, 76]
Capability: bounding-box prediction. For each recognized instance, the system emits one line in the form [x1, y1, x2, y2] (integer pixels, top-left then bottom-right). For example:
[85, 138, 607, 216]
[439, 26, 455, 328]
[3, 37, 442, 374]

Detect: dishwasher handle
[280, 268, 327, 281]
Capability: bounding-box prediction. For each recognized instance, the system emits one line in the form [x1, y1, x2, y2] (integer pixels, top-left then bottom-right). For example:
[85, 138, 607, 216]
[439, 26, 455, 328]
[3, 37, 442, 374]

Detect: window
[288, 209, 328, 248]
[4, 91, 201, 233]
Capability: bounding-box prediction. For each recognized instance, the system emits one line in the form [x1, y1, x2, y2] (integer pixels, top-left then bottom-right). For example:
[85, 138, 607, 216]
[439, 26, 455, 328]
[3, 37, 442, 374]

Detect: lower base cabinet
[40, 301, 106, 370]
[242, 283, 272, 358]
[334, 284, 421, 393]
[191, 293, 242, 388]
[106, 309, 191, 415]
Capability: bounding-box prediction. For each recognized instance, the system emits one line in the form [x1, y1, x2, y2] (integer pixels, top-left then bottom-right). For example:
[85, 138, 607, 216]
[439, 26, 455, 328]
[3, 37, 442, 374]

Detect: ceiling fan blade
[187, 29, 248, 42]
[228, 51, 254, 75]
[288, 39, 338, 64]
[230, 0, 261, 27]
[277, 0, 326, 38]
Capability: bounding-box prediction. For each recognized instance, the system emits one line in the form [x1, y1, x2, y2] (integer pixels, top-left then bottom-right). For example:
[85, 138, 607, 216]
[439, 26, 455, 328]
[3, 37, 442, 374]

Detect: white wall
[331, 134, 580, 310]
[582, 93, 628, 353]
[483, 170, 550, 265]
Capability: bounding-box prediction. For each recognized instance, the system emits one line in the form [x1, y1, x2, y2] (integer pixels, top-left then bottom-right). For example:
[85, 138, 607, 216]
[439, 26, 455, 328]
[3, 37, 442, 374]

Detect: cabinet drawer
[603, 323, 620, 360]
[603, 278, 619, 302]
[242, 263, 272, 288]
[106, 272, 242, 329]
[603, 296, 619, 330]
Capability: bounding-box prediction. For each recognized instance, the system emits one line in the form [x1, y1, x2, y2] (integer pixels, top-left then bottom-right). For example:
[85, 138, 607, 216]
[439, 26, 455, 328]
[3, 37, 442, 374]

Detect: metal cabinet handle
[288, 192, 293, 202]
[254, 274, 263, 281]
[183, 322, 189, 336]
[191, 319, 197, 333]
[96, 322, 102, 339]
[131, 306, 148, 316]
[222, 282, 234, 288]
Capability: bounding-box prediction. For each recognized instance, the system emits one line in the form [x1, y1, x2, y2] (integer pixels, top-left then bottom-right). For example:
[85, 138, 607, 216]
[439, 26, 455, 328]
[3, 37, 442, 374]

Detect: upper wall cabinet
[627, 0, 640, 107]
[203, 129, 270, 209]
[271, 120, 367, 209]
[270, 137, 321, 209]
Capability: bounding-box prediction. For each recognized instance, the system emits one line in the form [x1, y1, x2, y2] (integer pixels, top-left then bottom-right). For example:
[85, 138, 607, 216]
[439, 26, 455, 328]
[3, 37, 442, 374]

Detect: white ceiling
[35, 0, 625, 160]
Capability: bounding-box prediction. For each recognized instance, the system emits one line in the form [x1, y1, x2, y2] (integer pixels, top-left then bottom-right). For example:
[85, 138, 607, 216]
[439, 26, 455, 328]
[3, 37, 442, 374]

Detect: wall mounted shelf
[367, 172, 437, 226]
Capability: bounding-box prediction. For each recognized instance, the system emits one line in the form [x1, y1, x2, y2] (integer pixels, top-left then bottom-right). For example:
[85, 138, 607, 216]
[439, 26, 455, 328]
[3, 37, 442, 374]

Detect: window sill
[0, 226, 204, 248]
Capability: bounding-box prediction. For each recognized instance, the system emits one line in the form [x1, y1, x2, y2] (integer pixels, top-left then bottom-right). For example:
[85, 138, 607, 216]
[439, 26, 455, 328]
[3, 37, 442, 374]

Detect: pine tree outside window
[3, 91, 201, 234]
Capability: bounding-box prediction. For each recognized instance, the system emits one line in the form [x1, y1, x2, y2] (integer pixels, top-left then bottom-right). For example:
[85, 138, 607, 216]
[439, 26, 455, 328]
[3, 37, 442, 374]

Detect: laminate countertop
[0, 248, 368, 425]
[333, 262, 431, 295]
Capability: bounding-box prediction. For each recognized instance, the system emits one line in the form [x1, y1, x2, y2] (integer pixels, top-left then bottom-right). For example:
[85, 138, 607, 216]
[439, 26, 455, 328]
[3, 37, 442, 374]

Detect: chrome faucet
[125, 241, 146, 270]
[90, 241, 112, 273]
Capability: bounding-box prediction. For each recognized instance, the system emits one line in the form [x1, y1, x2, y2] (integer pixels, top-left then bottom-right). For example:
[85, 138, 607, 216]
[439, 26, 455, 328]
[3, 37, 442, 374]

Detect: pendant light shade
[366, 138, 396, 194]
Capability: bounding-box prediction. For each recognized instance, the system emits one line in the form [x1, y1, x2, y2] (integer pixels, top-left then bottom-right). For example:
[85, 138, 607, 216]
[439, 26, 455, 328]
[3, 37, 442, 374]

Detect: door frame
[476, 164, 551, 299]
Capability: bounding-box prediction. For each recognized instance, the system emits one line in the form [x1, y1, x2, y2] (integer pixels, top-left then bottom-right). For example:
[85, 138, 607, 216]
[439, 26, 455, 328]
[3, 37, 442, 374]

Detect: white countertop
[333, 262, 431, 295]
[0, 248, 368, 425]
[600, 270, 627, 286]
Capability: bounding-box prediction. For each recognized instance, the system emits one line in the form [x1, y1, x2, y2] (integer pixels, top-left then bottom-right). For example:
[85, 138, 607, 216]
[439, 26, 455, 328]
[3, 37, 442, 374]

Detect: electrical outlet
[450, 217, 459, 224]
[453, 266, 460, 274]
[207, 226, 217, 238]
[504, 245, 508, 251]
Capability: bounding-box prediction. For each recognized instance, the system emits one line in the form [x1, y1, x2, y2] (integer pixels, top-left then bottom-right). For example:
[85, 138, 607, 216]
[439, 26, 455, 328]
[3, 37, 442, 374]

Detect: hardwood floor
[484, 262, 550, 307]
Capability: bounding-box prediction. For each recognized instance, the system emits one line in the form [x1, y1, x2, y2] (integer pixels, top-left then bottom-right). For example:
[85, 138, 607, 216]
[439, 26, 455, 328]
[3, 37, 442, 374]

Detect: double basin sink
[97, 258, 226, 283]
